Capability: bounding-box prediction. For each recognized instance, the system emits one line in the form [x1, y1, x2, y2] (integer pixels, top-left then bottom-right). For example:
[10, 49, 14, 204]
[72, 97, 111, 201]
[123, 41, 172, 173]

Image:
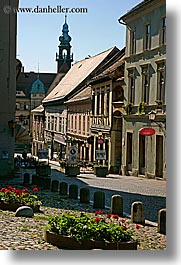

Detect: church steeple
[56, 15, 73, 73]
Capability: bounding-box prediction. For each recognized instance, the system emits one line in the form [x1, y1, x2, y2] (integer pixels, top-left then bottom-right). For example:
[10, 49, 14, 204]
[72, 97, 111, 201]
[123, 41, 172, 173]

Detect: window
[130, 30, 136, 55]
[51, 116, 54, 131]
[59, 117, 62, 132]
[79, 115, 81, 133]
[62, 118, 64, 133]
[157, 61, 166, 103]
[101, 90, 104, 115]
[106, 86, 110, 116]
[54, 117, 57, 131]
[141, 65, 150, 104]
[16, 103, 20, 110]
[83, 116, 86, 134]
[96, 91, 100, 115]
[144, 24, 151, 50]
[75, 115, 77, 132]
[128, 69, 135, 104]
[71, 115, 73, 132]
[160, 17, 166, 45]
[47, 116, 50, 130]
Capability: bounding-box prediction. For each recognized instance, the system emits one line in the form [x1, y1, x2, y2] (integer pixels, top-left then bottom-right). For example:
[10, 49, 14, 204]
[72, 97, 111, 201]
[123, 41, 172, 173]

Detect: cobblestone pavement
[3, 162, 166, 223]
[0, 164, 166, 250]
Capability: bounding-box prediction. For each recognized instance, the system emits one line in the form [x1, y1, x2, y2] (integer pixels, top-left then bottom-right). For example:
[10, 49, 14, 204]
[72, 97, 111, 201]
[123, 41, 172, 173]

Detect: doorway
[156, 135, 163, 178]
[139, 134, 145, 175]
[126, 132, 133, 171]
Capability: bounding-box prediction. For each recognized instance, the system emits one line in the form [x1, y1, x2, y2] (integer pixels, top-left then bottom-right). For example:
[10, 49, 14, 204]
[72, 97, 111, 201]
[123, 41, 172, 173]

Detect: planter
[65, 166, 80, 177]
[36, 165, 51, 176]
[44, 231, 137, 250]
[94, 166, 108, 177]
[0, 202, 40, 212]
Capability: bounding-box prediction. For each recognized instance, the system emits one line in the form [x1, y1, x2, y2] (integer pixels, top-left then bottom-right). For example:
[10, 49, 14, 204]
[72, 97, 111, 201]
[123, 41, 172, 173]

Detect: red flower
[22, 188, 29, 193]
[121, 219, 126, 223]
[94, 217, 101, 222]
[33, 187, 39, 192]
[113, 214, 119, 220]
[136, 224, 140, 230]
[107, 214, 112, 219]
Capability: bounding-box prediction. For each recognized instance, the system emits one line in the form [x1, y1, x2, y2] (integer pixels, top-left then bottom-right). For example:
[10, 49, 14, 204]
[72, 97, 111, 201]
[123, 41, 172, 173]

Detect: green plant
[0, 186, 42, 207]
[137, 102, 145, 115]
[46, 211, 136, 243]
[125, 102, 132, 115]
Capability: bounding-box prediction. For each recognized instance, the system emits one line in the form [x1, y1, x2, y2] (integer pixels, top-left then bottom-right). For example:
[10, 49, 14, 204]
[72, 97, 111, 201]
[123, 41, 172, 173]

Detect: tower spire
[37, 62, 40, 79]
[55, 16, 73, 73]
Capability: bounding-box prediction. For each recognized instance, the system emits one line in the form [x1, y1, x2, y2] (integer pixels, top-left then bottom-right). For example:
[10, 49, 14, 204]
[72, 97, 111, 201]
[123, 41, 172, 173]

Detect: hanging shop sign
[97, 138, 104, 144]
[139, 128, 155, 136]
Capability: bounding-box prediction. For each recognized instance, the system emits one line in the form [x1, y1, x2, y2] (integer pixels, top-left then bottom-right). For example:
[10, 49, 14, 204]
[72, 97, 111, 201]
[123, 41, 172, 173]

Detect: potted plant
[137, 102, 145, 115]
[0, 186, 42, 212]
[65, 163, 80, 177]
[44, 211, 138, 250]
[125, 102, 132, 115]
[94, 164, 108, 177]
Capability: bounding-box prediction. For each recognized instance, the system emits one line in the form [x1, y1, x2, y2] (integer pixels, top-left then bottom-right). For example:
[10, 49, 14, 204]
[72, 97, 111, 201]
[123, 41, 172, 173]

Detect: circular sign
[98, 138, 104, 144]
[139, 128, 155, 136]
[69, 148, 76, 155]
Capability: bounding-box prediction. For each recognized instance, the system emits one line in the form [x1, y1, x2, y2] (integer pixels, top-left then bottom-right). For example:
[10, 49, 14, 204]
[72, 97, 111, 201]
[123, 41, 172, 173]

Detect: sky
[17, 0, 142, 73]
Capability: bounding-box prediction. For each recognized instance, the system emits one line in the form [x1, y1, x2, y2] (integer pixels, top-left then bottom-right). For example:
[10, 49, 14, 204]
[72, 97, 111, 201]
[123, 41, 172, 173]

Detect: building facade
[0, 0, 19, 177]
[65, 86, 92, 164]
[90, 49, 125, 172]
[119, 0, 166, 179]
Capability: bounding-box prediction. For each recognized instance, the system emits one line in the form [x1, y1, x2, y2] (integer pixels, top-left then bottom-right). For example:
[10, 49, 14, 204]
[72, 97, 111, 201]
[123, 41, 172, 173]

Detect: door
[139, 134, 145, 175]
[126, 132, 133, 171]
[156, 135, 163, 178]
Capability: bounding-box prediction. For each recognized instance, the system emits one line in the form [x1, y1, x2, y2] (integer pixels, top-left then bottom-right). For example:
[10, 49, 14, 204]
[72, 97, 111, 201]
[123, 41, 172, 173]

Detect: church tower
[56, 15, 73, 73]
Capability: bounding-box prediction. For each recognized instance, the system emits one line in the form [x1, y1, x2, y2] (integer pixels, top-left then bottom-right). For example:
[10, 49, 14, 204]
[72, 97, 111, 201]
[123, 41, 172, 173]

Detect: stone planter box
[44, 231, 137, 250]
[94, 166, 108, 177]
[65, 166, 80, 177]
[36, 165, 51, 176]
[0, 202, 40, 212]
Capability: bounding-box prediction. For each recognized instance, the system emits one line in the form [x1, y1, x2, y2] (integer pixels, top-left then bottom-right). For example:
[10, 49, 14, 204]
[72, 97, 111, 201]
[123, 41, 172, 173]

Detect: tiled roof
[65, 86, 91, 104]
[43, 47, 119, 103]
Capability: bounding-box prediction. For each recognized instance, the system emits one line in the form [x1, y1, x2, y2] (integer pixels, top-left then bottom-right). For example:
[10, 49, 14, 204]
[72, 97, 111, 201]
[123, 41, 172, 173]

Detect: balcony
[91, 115, 110, 132]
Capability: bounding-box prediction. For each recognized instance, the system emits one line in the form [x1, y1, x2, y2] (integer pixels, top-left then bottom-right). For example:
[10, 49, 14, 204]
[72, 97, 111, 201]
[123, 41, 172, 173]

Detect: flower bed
[0, 186, 42, 212]
[44, 211, 138, 250]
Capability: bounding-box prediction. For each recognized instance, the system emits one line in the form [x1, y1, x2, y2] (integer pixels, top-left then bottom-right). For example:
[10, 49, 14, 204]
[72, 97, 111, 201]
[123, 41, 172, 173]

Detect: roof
[119, 0, 165, 22]
[90, 49, 125, 83]
[65, 86, 91, 104]
[31, 104, 44, 113]
[46, 72, 65, 96]
[31, 79, 45, 94]
[16, 72, 56, 98]
[43, 47, 119, 104]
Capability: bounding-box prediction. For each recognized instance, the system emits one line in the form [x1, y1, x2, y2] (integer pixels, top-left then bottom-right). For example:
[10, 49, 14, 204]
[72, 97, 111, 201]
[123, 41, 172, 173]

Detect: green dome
[31, 79, 45, 94]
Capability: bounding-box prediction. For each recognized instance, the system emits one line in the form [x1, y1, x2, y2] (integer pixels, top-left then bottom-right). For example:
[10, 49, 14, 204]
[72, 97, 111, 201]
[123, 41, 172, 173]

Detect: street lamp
[148, 110, 157, 121]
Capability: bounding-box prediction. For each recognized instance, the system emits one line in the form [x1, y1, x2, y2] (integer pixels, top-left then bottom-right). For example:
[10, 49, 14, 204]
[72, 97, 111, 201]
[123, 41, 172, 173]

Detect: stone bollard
[23, 173, 30, 185]
[93, 191, 105, 209]
[131, 201, 145, 224]
[59, 182, 68, 196]
[80, 188, 90, 203]
[158, 208, 166, 235]
[42, 177, 51, 190]
[110, 195, 123, 216]
[69, 184, 78, 199]
[51, 180, 59, 192]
